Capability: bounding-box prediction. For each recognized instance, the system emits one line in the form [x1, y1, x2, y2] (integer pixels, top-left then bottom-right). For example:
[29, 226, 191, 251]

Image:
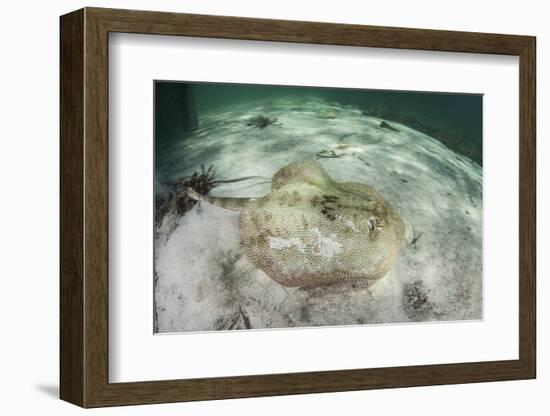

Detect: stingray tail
[184, 187, 261, 212]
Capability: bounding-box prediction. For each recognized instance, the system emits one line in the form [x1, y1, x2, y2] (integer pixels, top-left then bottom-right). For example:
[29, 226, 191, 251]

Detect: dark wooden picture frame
[60, 7, 536, 408]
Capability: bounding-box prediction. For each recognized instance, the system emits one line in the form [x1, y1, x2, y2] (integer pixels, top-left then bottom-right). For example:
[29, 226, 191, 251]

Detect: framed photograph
[60, 7, 536, 407]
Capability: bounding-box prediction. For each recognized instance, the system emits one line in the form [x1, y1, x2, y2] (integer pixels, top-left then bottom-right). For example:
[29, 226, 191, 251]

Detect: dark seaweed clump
[408, 226, 424, 249]
[402, 280, 434, 321]
[155, 165, 218, 225]
[246, 115, 278, 128]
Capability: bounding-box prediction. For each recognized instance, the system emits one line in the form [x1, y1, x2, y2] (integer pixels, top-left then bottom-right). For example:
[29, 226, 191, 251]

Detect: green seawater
[155, 81, 483, 165]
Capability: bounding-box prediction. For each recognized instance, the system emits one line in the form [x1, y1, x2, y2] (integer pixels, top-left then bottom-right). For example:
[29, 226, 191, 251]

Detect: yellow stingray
[188, 160, 405, 287]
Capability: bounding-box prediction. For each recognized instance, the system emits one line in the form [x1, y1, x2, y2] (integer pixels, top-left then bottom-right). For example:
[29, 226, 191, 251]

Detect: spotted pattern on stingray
[192, 160, 405, 287]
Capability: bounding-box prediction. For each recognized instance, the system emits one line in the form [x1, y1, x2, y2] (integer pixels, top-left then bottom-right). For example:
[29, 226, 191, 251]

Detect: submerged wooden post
[154, 82, 198, 153]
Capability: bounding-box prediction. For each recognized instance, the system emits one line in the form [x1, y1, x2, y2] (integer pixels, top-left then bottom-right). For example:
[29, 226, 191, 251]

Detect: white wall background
[0, 0, 545, 414]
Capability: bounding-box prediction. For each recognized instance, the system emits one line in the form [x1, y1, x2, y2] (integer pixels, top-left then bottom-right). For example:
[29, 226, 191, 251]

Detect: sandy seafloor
[154, 98, 482, 333]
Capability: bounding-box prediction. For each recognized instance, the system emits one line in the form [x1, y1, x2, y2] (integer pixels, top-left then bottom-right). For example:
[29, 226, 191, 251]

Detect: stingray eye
[367, 216, 382, 232]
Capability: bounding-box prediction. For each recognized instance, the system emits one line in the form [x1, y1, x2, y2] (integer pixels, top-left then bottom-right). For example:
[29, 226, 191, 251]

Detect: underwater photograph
[153, 81, 483, 334]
